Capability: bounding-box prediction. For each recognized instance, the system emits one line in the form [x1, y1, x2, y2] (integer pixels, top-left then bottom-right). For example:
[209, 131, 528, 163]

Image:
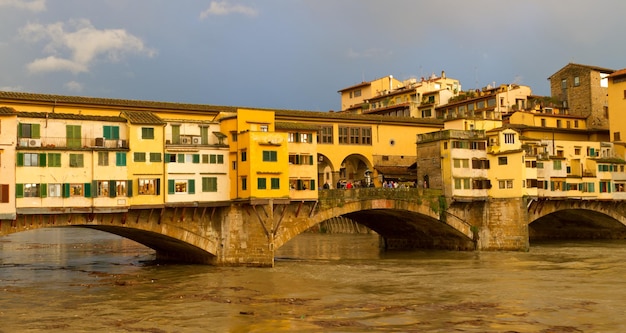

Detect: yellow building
[0, 107, 17, 219]
[437, 84, 532, 120]
[219, 109, 290, 201]
[276, 121, 319, 198]
[121, 111, 165, 208]
[607, 68, 626, 157]
[338, 75, 403, 113]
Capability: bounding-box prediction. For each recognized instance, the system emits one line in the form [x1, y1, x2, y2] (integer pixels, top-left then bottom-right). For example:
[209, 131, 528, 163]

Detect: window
[24, 183, 41, 197]
[504, 133, 515, 144]
[262, 150, 277, 162]
[98, 152, 109, 166]
[202, 177, 218, 192]
[338, 126, 372, 145]
[115, 181, 128, 196]
[66, 125, 81, 148]
[0, 184, 9, 203]
[18, 123, 40, 138]
[599, 181, 611, 193]
[556, 120, 562, 128]
[48, 184, 61, 198]
[21, 153, 41, 167]
[258, 178, 267, 190]
[103, 125, 120, 140]
[241, 177, 247, 191]
[116, 152, 127, 166]
[231, 132, 237, 142]
[141, 127, 155, 139]
[138, 178, 160, 195]
[498, 157, 508, 165]
[541, 119, 546, 127]
[171, 125, 181, 144]
[353, 89, 361, 97]
[287, 133, 295, 143]
[574, 76, 580, 87]
[498, 180, 513, 189]
[69, 154, 84, 167]
[97, 181, 110, 197]
[615, 132, 622, 142]
[318, 126, 333, 144]
[207, 154, 224, 164]
[168, 179, 195, 194]
[150, 152, 162, 162]
[241, 150, 247, 162]
[134, 152, 146, 162]
[553, 160, 562, 170]
[561, 79, 567, 89]
[69, 184, 84, 197]
[300, 133, 310, 143]
[260, 125, 268, 132]
[271, 178, 280, 190]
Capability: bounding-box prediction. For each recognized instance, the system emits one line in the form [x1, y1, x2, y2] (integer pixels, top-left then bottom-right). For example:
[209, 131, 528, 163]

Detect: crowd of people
[321, 180, 416, 190]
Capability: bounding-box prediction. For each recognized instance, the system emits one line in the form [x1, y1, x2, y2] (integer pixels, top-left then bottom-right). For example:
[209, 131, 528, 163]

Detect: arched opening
[529, 209, 626, 241]
[337, 154, 373, 188]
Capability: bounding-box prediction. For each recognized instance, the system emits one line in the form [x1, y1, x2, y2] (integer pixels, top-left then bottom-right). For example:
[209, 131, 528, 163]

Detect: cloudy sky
[1, 0, 624, 111]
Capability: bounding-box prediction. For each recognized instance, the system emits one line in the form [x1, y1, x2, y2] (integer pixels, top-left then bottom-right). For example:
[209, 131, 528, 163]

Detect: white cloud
[64, 80, 83, 92]
[0, 0, 45, 12]
[200, 1, 258, 19]
[26, 56, 88, 74]
[19, 19, 156, 74]
[0, 85, 23, 91]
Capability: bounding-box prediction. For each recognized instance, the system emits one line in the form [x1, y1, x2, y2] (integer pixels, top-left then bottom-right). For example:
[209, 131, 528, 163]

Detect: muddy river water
[1, 228, 626, 332]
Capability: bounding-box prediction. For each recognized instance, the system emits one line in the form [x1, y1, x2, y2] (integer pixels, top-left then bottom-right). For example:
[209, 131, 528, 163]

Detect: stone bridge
[2, 191, 626, 266]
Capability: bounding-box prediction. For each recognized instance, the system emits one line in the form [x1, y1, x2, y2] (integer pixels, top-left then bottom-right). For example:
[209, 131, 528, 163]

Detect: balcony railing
[17, 137, 127, 149]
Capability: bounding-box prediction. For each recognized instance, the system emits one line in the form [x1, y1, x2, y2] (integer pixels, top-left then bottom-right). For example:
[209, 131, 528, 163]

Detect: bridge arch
[528, 200, 626, 240]
[1, 208, 221, 264]
[273, 189, 475, 251]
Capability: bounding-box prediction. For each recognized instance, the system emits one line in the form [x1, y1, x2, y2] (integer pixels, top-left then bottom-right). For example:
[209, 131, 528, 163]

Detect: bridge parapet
[317, 188, 443, 211]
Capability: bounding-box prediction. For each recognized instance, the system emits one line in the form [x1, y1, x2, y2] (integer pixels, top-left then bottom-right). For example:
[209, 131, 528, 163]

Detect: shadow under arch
[344, 208, 476, 251]
[529, 208, 626, 241]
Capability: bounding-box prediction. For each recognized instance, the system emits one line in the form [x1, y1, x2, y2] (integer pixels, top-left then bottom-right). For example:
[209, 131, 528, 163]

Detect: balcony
[17, 137, 127, 149]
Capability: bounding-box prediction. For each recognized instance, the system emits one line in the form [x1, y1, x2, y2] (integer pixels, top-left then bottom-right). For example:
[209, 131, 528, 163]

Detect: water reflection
[1, 228, 626, 332]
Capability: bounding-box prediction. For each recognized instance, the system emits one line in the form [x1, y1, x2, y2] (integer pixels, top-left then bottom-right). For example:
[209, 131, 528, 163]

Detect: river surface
[1, 228, 626, 332]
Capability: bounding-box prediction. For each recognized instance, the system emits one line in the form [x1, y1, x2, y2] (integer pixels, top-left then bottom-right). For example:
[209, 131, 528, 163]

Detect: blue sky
[1, 0, 624, 112]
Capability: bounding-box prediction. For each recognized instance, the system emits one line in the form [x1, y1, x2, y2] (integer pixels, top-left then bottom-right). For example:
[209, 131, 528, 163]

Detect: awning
[374, 165, 416, 179]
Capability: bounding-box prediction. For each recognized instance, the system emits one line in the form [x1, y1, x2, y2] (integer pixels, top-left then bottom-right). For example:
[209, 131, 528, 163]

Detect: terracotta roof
[0, 91, 234, 113]
[17, 111, 126, 122]
[0, 106, 16, 115]
[275, 121, 321, 131]
[549, 63, 615, 79]
[608, 68, 626, 78]
[122, 111, 164, 125]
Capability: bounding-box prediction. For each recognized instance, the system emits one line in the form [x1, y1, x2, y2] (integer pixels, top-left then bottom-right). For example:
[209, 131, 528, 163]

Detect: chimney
[441, 70, 446, 79]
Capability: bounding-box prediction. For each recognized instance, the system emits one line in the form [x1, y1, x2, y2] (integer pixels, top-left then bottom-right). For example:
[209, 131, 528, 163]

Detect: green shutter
[39, 153, 47, 167]
[309, 155, 313, 165]
[112, 126, 119, 140]
[164, 153, 171, 163]
[109, 181, 116, 198]
[92, 181, 98, 198]
[168, 179, 175, 194]
[15, 184, 24, 198]
[193, 154, 200, 164]
[200, 127, 209, 145]
[17, 123, 22, 138]
[171, 125, 180, 144]
[188, 179, 195, 194]
[40, 183, 47, 198]
[17, 153, 24, 166]
[103, 126, 111, 139]
[84, 182, 91, 198]
[155, 179, 161, 195]
[32, 124, 40, 139]
[178, 154, 184, 163]
[310, 180, 315, 190]
[63, 183, 70, 198]
[217, 155, 224, 164]
[127, 180, 133, 197]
